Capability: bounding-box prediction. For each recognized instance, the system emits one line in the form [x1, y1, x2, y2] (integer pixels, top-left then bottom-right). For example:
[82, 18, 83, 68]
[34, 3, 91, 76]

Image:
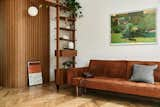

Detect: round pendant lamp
[28, 6, 38, 16]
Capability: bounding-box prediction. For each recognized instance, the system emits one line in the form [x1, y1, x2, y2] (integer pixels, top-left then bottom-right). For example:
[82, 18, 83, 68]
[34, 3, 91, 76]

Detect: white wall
[50, 7, 56, 81]
[50, 0, 160, 81]
[76, 0, 160, 67]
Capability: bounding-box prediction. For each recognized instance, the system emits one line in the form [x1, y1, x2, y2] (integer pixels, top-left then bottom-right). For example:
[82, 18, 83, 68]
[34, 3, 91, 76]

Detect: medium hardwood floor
[0, 84, 159, 107]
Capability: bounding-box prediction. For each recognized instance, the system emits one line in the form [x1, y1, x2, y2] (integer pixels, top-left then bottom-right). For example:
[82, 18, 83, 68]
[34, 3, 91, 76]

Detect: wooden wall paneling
[0, 0, 17, 87]
[16, 0, 27, 88]
[41, 5, 50, 83]
[22, 0, 50, 87]
[0, 0, 4, 86]
[3, 0, 17, 88]
[24, 0, 50, 84]
[9, 0, 16, 88]
[0, 0, 50, 88]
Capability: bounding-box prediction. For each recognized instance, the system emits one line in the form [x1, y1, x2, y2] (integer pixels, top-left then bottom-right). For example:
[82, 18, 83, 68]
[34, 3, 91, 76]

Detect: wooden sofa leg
[84, 88, 87, 94]
[56, 85, 60, 92]
[76, 86, 79, 97]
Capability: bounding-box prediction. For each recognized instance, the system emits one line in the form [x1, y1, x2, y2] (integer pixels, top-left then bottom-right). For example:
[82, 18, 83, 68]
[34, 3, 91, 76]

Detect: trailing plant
[64, 0, 83, 18]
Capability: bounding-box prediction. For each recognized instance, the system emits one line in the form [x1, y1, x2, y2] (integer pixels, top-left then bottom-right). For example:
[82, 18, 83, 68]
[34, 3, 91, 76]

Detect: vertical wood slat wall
[0, 0, 50, 88]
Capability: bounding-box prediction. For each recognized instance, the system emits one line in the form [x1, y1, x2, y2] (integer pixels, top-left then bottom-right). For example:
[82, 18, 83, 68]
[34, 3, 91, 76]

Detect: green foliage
[64, 0, 83, 18]
[138, 13, 156, 31]
[111, 17, 124, 33]
[112, 26, 121, 33]
[63, 61, 75, 69]
[111, 33, 156, 43]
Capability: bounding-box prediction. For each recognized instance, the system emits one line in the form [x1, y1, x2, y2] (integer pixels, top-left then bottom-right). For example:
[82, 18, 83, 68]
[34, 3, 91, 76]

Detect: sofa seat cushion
[72, 76, 160, 98]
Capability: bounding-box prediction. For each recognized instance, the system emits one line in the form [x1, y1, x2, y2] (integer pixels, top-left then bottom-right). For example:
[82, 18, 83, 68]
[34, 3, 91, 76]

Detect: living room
[0, 0, 160, 107]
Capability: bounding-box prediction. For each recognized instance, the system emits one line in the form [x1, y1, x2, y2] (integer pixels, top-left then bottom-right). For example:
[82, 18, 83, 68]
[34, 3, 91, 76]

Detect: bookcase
[44, 0, 77, 91]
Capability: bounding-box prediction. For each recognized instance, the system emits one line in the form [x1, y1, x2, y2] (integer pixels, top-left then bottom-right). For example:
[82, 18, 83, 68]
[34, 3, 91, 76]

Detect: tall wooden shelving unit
[44, 0, 77, 91]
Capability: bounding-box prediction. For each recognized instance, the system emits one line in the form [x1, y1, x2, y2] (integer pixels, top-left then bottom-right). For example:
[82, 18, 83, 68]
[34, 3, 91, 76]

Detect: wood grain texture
[0, 0, 17, 88]
[0, 0, 50, 88]
[55, 50, 77, 57]
[0, 84, 158, 107]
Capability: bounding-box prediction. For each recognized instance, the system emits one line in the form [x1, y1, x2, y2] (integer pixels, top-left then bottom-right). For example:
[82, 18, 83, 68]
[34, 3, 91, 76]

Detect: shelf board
[63, 48, 75, 50]
[43, 0, 57, 7]
[55, 38, 76, 42]
[60, 27, 76, 31]
[55, 50, 77, 57]
[55, 38, 75, 42]
[59, 16, 76, 21]
[59, 38, 75, 42]
[55, 68, 74, 71]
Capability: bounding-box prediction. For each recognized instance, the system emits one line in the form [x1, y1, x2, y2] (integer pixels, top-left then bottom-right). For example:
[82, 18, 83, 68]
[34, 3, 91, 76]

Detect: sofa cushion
[89, 60, 106, 76]
[130, 64, 158, 84]
[72, 76, 160, 98]
[127, 61, 160, 82]
[89, 60, 127, 79]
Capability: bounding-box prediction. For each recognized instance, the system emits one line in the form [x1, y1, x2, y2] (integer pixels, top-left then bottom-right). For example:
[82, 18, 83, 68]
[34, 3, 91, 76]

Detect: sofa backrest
[89, 60, 160, 82]
[127, 61, 160, 82]
[89, 60, 127, 79]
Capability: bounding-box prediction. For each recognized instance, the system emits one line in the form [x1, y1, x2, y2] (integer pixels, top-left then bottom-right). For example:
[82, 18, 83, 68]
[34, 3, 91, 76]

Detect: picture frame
[27, 60, 43, 86]
[110, 8, 157, 45]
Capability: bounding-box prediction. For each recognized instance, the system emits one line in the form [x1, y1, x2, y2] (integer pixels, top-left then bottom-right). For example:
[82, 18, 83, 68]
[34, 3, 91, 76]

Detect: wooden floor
[0, 84, 159, 107]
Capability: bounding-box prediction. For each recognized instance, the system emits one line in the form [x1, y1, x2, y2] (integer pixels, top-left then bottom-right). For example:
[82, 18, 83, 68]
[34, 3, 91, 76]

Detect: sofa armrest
[67, 67, 89, 85]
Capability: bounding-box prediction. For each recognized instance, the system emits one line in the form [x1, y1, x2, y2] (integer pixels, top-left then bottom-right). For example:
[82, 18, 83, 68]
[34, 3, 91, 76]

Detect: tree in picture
[111, 8, 156, 45]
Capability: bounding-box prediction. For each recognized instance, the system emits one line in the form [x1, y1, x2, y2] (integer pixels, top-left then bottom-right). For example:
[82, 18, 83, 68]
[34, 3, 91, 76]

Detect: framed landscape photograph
[111, 8, 157, 45]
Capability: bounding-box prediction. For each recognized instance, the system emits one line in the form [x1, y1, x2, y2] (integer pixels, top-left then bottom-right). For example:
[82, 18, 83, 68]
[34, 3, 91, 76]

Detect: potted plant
[62, 61, 75, 69]
[63, 0, 83, 18]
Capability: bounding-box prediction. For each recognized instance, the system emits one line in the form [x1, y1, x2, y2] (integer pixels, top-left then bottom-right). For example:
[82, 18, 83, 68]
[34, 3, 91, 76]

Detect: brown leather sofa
[67, 60, 160, 99]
